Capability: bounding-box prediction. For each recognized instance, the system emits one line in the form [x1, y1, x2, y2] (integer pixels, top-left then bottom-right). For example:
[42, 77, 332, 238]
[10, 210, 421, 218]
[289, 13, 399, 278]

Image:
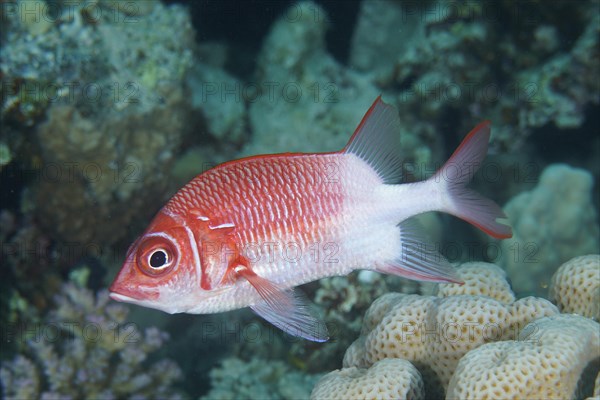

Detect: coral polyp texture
[310, 358, 424, 400]
[434, 262, 516, 304]
[343, 293, 559, 392]
[340, 262, 564, 397]
[446, 314, 600, 400]
[549, 254, 600, 320]
[322, 259, 600, 399]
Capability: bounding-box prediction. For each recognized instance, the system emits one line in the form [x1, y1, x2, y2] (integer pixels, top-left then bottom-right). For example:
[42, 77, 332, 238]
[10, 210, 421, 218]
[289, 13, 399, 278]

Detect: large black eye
[149, 249, 168, 269]
[136, 238, 177, 276]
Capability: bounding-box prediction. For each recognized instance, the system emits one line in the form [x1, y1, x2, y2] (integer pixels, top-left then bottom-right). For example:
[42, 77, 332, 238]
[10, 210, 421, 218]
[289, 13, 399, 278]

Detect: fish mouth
[109, 292, 137, 302]
[109, 276, 160, 301]
[109, 289, 173, 313]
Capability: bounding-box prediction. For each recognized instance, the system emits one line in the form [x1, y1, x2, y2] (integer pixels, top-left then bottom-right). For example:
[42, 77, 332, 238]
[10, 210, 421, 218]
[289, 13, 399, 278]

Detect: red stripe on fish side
[165, 153, 347, 246]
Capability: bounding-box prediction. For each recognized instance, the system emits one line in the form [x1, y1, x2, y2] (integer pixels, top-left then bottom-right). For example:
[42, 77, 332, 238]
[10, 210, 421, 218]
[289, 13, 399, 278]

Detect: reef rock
[1, 1, 196, 245]
[500, 164, 599, 296]
[245, 1, 379, 156]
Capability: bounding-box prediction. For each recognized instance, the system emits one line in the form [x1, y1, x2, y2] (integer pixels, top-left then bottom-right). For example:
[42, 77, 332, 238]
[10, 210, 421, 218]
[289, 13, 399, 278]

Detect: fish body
[110, 97, 512, 341]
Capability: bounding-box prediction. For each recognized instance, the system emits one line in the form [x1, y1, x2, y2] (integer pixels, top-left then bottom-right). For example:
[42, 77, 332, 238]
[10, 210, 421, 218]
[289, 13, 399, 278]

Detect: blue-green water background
[1, 0, 599, 398]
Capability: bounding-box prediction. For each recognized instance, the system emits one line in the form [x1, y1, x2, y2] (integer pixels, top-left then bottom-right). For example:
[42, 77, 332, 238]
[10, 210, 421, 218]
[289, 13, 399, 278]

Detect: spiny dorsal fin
[343, 96, 403, 183]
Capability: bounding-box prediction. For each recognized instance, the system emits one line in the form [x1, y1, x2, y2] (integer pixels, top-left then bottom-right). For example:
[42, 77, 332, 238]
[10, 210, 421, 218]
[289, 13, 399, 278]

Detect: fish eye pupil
[149, 250, 167, 269]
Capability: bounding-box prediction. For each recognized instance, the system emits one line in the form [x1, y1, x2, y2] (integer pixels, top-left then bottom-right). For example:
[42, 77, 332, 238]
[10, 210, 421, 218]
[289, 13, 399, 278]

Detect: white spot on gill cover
[234, 265, 245, 274]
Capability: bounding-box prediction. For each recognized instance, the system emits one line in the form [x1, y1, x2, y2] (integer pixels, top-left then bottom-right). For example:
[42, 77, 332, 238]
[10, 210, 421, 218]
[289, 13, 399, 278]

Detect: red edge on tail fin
[464, 120, 512, 240]
[436, 120, 513, 240]
[467, 217, 512, 240]
[449, 120, 492, 161]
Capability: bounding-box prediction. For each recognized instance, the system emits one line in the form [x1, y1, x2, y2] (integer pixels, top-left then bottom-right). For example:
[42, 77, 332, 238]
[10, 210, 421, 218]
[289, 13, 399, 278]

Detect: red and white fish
[109, 96, 512, 341]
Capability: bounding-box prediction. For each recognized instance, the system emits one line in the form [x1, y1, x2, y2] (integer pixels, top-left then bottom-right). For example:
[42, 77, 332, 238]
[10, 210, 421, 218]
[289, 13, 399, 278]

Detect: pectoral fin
[234, 265, 329, 342]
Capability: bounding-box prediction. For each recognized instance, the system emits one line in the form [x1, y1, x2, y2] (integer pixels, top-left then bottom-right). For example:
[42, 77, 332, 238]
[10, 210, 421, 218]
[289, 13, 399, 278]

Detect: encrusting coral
[447, 314, 600, 400]
[549, 254, 600, 320]
[311, 358, 424, 400]
[0, 283, 182, 399]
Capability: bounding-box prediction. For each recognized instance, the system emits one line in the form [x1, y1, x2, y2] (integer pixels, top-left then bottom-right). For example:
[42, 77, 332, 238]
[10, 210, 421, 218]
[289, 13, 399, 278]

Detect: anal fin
[234, 265, 329, 342]
[376, 220, 463, 284]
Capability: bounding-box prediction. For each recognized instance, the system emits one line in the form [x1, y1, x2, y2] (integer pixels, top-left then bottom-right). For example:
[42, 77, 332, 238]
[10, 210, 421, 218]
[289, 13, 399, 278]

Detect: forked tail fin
[431, 121, 512, 239]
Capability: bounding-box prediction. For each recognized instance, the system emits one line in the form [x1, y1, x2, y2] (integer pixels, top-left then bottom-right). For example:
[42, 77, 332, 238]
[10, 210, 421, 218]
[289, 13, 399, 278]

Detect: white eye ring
[148, 249, 170, 270]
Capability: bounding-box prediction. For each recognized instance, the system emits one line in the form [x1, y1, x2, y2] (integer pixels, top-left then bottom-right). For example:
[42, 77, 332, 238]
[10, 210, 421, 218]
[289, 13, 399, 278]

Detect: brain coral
[549, 254, 600, 320]
[343, 293, 559, 392]
[500, 164, 599, 297]
[447, 314, 600, 400]
[310, 358, 424, 400]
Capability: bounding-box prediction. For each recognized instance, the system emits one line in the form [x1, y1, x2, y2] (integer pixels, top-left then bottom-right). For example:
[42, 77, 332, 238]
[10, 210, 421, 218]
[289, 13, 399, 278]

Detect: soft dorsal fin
[343, 96, 403, 183]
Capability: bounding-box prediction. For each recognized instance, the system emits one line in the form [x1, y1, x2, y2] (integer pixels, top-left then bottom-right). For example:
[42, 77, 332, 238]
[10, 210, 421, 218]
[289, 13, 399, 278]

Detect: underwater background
[0, 0, 599, 399]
